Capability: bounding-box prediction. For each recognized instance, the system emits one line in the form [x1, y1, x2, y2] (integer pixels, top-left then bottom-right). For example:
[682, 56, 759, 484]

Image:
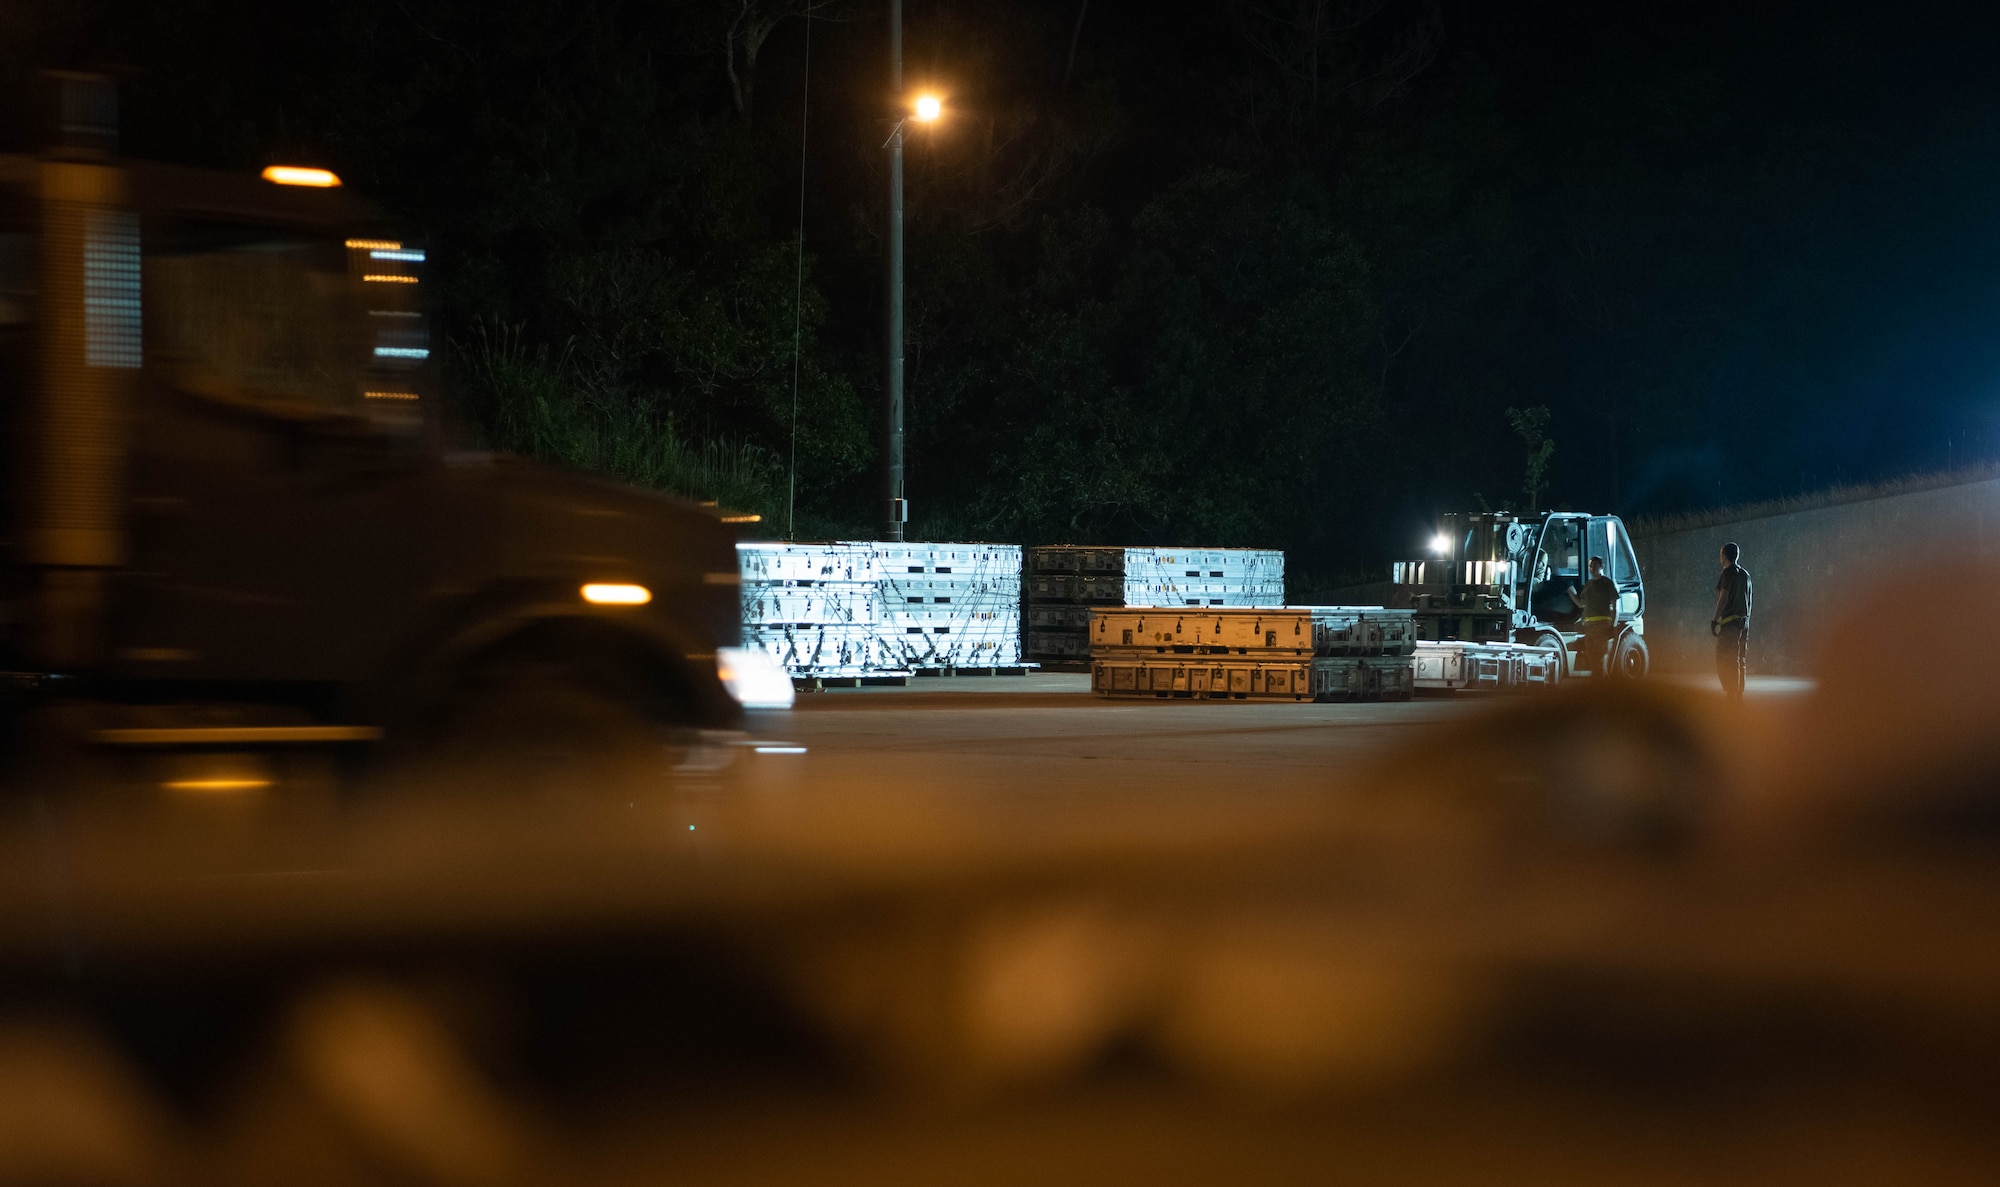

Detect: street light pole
[883, 0, 907, 542]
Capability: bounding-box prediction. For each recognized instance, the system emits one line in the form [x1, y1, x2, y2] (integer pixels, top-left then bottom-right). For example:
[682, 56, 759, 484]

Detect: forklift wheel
[1609, 632, 1651, 679]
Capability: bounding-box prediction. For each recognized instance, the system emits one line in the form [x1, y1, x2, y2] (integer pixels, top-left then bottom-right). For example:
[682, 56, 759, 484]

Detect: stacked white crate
[739, 541, 1025, 677]
[739, 542, 892, 676]
[1024, 546, 1285, 666]
[875, 543, 1024, 670]
[1121, 548, 1287, 607]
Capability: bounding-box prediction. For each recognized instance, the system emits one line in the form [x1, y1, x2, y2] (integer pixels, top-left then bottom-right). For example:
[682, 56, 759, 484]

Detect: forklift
[1392, 510, 1649, 681]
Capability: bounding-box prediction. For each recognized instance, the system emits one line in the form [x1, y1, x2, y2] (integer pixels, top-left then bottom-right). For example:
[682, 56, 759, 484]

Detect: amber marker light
[345, 238, 402, 250]
[262, 165, 342, 187]
[362, 274, 419, 284]
[165, 778, 273, 793]
[582, 583, 652, 605]
[364, 391, 419, 401]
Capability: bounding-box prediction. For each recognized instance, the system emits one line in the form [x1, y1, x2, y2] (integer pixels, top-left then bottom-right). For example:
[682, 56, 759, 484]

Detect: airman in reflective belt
[1712, 541, 1752, 704]
[1576, 555, 1618, 675]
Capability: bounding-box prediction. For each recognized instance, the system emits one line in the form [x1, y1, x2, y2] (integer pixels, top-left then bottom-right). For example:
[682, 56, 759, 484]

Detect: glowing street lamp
[912, 93, 943, 123]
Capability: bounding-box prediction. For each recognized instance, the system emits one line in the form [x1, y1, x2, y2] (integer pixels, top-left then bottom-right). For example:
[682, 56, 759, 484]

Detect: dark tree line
[11, 0, 2000, 578]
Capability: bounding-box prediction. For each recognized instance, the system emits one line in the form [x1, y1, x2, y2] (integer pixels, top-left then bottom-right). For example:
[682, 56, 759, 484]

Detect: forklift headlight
[717, 647, 795, 709]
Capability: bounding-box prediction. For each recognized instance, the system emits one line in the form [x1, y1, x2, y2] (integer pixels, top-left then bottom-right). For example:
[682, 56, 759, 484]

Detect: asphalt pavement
[717, 672, 1813, 872]
[763, 671, 1809, 789]
[771, 673, 1465, 791]
[15, 670, 1992, 1187]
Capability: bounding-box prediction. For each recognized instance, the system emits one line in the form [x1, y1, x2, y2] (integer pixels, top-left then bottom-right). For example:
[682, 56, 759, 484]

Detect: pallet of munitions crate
[1024, 547, 1284, 606]
[1088, 605, 1415, 702]
[1411, 640, 1562, 693]
[1023, 545, 1284, 668]
[1090, 655, 1414, 702]
[875, 543, 1026, 670]
[1088, 605, 1415, 657]
[739, 541, 1027, 677]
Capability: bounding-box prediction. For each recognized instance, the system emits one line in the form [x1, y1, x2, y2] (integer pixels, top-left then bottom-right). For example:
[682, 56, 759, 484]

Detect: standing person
[1576, 555, 1619, 675]
[1712, 542, 1752, 704]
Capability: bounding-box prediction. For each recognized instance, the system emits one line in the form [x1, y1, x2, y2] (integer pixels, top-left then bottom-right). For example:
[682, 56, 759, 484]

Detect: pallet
[911, 666, 1037, 678]
[792, 673, 912, 692]
[1090, 655, 1414, 702]
[1088, 605, 1416, 658]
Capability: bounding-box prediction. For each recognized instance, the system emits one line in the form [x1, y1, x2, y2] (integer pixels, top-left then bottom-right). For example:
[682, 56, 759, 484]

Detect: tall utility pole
[883, 0, 907, 542]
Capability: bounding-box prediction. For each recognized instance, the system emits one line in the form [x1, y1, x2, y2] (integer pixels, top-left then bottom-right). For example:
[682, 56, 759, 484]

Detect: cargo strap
[1582, 615, 1614, 624]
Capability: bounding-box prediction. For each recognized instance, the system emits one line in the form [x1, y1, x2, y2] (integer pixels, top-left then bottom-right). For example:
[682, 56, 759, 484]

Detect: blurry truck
[0, 76, 786, 799]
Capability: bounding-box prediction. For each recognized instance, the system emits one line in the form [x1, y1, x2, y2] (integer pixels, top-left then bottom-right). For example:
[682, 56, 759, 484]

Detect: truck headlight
[716, 647, 795, 709]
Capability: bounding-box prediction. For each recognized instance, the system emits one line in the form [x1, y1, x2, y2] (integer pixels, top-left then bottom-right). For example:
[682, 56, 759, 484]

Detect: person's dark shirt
[1715, 563, 1752, 622]
[1580, 574, 1618, 621]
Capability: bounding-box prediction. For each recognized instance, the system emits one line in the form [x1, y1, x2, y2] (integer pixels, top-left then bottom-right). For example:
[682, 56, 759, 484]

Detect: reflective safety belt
[1717, 614, 1742, 625]
[1582, 615, 1614, 623]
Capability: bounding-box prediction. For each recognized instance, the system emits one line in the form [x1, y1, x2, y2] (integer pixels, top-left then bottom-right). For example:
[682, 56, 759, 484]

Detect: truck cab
[0, 77, 785, 799]
[1392, 510, 1649, 679]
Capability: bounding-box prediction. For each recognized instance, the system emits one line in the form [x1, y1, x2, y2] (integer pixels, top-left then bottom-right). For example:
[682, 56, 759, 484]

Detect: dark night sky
[1510, 0, 2000, 497]
[12, 0, 2000, 565]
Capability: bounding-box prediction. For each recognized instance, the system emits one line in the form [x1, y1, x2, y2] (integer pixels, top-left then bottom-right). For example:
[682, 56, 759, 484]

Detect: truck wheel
[1610, 632, 1651, 680]
[397, 650, 697, 804]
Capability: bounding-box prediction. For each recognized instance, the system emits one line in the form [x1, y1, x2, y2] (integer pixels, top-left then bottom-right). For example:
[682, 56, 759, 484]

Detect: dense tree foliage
[10, 0, 2000, 577]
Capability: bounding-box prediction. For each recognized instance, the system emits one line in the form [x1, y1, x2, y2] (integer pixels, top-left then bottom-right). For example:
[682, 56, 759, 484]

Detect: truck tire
[394, 645, 698, 805]
[1609, 632, 1650, 680]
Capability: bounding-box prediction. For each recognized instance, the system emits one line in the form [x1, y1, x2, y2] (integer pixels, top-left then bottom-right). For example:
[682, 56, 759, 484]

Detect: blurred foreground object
[1768, 556, 2000, 837]
[0, 73, 753, 809]
[2, 624, 1999, 1182]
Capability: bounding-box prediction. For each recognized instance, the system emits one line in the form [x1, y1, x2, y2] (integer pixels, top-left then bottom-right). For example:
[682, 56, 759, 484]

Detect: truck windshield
[148, 223, 425, 417]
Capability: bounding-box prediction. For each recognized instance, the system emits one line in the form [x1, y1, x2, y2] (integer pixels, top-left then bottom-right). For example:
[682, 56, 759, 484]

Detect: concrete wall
[1632, 477, 2000, 674]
